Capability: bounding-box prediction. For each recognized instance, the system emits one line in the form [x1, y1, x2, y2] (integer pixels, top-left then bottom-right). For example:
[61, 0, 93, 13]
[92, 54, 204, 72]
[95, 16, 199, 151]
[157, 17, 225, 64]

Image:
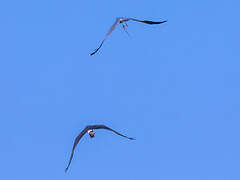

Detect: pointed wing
[65, 126, 90, 172]
[90, 18, 121, 56]
[104, 18, 121, 38]
[92, 124, 135, 140]
[90, 40, 104, 56]
[129, 18, 167, 25]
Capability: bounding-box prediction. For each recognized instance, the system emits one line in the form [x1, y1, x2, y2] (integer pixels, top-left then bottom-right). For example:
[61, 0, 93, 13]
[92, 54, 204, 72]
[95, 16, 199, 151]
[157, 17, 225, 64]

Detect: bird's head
[88, 130, 95, 138]
[118, 17, 125, 23]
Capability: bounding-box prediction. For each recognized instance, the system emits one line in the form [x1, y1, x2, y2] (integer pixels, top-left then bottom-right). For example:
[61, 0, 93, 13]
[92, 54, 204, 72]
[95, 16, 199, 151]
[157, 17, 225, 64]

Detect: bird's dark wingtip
[157, 20, 167, 24]
[129, 137, 136, 140]
[65, 167, 69, 173]
[90, 49, 98, 56]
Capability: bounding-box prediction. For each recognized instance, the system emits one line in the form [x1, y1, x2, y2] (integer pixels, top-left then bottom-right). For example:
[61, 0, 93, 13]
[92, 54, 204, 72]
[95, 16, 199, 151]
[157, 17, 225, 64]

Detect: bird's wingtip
[90, 50, 97, 56]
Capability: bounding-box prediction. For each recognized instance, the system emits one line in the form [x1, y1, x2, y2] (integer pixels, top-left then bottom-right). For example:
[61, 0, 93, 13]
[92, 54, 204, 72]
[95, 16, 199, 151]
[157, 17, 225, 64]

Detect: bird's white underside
[88, 129, 93, 134]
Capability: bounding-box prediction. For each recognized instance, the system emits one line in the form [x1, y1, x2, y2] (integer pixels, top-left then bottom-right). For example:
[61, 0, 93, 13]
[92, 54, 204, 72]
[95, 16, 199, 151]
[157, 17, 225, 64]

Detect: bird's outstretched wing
[129, 18, 167, 25]
[92, 124, 135, 140]
[65, 126, 90, 172]
[90, 18, 121, 56]
[90, 40, 104, 56]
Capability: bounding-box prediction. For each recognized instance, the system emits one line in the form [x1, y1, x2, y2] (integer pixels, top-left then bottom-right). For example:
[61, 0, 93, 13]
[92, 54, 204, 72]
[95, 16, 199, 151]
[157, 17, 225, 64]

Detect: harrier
[65, 124, 135, 172]
[90, 17, 167, 55]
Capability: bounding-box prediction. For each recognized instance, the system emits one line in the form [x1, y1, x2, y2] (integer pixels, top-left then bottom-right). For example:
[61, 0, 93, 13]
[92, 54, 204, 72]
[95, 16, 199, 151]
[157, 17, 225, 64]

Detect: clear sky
[1, 0, 240, 179]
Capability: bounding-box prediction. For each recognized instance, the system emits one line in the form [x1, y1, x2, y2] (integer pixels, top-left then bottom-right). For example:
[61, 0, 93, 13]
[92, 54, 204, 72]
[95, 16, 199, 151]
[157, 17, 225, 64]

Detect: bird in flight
[90, 17, 167, 56]
[65, 124, 135, 172]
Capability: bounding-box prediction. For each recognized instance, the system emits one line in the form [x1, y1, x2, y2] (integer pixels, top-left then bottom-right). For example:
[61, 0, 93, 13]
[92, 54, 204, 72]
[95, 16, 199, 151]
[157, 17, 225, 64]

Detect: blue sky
[0, 0, 240, 179]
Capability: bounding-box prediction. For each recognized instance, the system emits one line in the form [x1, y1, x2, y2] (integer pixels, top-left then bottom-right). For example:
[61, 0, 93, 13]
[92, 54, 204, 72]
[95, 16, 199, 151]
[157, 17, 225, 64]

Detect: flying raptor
[90, 17, 167, 56]
[65, 124, 135, 172]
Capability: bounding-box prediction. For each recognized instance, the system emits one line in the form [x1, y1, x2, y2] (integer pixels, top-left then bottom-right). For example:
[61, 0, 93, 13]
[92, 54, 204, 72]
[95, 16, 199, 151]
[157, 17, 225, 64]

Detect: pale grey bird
[90, 17, 167, 56]
[65, 124, 135, 172]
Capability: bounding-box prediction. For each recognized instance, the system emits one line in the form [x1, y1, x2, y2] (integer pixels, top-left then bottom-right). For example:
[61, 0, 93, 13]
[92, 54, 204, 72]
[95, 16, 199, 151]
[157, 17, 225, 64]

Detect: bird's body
[87, 129, 95, 138]
[90, 17, 167, 56]
[65, 124, 135, 172]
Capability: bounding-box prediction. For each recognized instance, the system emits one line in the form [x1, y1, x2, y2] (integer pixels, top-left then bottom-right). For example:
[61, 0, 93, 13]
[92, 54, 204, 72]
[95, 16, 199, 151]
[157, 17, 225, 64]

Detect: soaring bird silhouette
[90, 17, 167, 56]
[65, 124, 135, 172]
